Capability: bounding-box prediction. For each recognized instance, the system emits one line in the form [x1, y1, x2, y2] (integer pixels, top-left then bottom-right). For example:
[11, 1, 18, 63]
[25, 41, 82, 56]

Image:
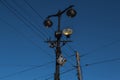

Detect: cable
[62, 49, 75, 66]
[61, 67, 75, 74]
[66, 38, 120, 59]
[41, 58, 120, 80]
[0, 64, 49, 67]
[22, 0, 54, 36]
[33, 72, 54, 80]
[0, 16, 55, 80]
[85, 57, 120, 67]
[0, 16, 53, 58]
[66, 44, 76, 53]
[23, 0, 43, 20]
[0, 0, 46, 40]
[11, 0, 50, 38]
[9, 0, 48, 39]
[45, 67, 75, 80]
[23, 0, 55, 32]
[0, 61, 54, 79]
[0, 0, 45, 40]
[81, 39, 120, 58]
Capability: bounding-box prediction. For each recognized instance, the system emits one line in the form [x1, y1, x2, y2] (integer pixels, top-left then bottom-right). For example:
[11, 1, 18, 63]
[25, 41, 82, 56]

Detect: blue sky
[0, 0, 120, 80]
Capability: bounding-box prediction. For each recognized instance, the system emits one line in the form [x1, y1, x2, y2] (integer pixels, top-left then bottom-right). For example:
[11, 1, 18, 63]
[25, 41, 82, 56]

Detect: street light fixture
[44, 18, 53, 28]
[44, 5, 77, 80]
[63, 28, 73, 38]
[66, 8, 77, 18]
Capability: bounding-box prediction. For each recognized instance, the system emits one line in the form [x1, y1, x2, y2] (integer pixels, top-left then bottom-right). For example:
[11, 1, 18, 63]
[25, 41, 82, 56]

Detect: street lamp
[66, 8, 77, 18]
[63, 28, 73, 38]
[44, 18, 53, 28]
[44, 5, 76, 80]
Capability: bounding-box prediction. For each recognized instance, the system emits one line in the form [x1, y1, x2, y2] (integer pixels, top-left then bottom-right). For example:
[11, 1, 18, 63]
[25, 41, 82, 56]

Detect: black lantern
[66, 8, 77, 18]
[44, 19, 53, 28]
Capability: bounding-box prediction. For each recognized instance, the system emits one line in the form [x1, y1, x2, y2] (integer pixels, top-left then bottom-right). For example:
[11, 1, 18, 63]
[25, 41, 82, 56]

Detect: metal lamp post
[43, 5, 77, 80]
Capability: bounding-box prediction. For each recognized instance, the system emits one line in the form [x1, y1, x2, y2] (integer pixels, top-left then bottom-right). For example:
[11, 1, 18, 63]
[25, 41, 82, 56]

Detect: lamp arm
[46, 5, 74, 18]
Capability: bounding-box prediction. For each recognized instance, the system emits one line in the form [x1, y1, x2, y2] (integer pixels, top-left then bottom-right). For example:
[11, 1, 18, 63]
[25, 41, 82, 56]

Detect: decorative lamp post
[43, 5, 77, 80]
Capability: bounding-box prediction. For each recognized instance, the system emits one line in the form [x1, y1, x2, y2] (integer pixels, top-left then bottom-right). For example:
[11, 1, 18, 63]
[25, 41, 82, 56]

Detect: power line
[65, 31, 120, 59]
[23, 0, 55, 32]
[0, 0, 46, 40]
[81, 39, 120, 58]
[0, 64, 49, 67]
[45, 67, 75, 80]
[23, 0, 44, 20]
[66, 43, 88, 58]
[35, 57, 120, 80]
[61, 67, 75, 75]
[62, 49, 76, 66]
[0, 61, 54, 79]
[0, 0, 45, 40]
[0, 16, 53, 58]
[11, 0, 50, 38]
[42, 58, 120, 80]
[66, 44, 76, 53]
[44, 57, 120, 80]
[33, 72, 54, 80]
[0, 15, 55, 80]
[22, 0, 54, 36]
[85, 57, 120, 67]
[9, 0, 48, 39]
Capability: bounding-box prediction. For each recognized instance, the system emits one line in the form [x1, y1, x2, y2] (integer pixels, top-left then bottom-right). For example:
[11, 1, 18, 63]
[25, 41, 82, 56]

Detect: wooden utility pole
[75, 51, 83, 80]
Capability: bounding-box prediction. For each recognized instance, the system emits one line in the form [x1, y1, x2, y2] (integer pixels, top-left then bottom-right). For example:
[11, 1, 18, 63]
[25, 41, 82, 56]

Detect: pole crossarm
[45, 40, 72, 43]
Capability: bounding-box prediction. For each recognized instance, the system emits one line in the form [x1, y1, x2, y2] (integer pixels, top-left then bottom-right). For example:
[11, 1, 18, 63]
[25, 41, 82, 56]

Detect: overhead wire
[22, 0, 56, 32]
[23, 0, 43, 20]
[84, 57, 120, 67]
[0, 16, 53, 58]
[66, 44, 76, 54]
[3, 0, 119, 79]
[81, 39, 120, 58]
[21, 1, 81, 78]
[0, 64, 50, 67]
[0, 61, 54, 79]
[62, 48, 76, 66]
[65, 37, 120, 59]
[33, 72, 54, 80]
[12, 0, 50, 37]
[44, 57, 120, 80]
[45, 67, 76, 80]
[22, 0, 79, 55]
[0, 0, 77, 79]
[0, 0, 45, 40]
[0, 0, 46, 40]
[13, 0, 79, 73]
[33, 62, 76, 80]
[22, 0, 55, 34]
[63, 44, 86, 66]
[0, 16, 57, 80]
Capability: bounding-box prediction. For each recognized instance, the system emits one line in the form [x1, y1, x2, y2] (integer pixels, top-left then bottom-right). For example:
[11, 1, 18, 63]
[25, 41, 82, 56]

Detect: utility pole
[43, 5, 77, 80]
[75, 51, 83, 80]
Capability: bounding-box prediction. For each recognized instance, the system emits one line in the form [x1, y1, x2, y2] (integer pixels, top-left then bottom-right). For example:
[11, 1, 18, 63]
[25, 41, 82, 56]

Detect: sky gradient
[0, 0, 120, 80]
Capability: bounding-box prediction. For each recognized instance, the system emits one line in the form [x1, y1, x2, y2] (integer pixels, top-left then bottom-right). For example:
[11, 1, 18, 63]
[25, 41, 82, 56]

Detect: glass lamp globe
[63, 28, 73, 38]
[66, 8, 77, 18]
[44, 19, 53, 28]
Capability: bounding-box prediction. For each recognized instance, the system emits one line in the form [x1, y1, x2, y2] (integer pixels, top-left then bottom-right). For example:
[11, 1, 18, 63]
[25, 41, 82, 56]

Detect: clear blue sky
[0, 0, 120, 80]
